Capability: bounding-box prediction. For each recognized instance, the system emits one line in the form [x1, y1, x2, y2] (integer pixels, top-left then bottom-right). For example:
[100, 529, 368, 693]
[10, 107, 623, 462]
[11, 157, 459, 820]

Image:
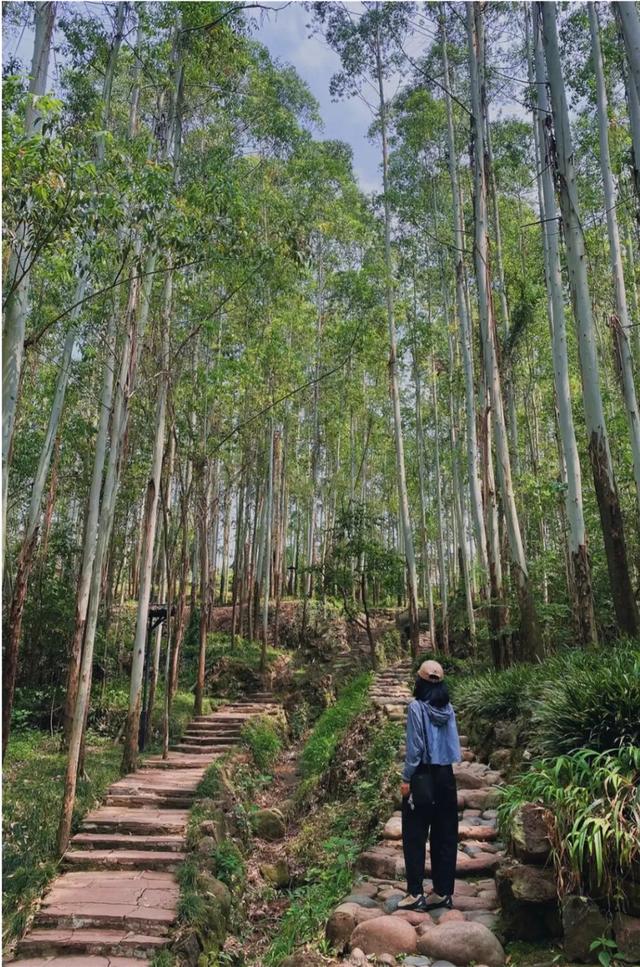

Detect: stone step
[33, 870, 178, 936]
[10, 955, 148, 967]
[184, 721, 243, 731]
[63, 849, 186, 872]
[139, 754, 221, 770]
[17, 926, 168, 959]
[104, 794, 194, 809]
[178, 733, 238, 745]
[81, 807, 190, 835]
[70, 832, 185, 852]
[173, 743, 234, 755]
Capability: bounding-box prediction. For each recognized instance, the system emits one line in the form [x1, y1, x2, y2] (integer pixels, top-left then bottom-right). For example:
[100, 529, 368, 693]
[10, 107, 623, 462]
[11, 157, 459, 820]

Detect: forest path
[9, 693, 280, 966]
[330, 661, 506, 966]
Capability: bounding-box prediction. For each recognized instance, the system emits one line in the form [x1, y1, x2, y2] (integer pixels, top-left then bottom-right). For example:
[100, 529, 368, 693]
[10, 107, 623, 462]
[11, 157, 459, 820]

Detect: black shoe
[422, 893, 452, 911]
[397, 893, 424, 911]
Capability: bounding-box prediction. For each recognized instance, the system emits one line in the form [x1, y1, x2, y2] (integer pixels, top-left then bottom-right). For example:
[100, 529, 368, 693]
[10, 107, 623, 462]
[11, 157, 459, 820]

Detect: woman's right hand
[401, 781, 410, 799]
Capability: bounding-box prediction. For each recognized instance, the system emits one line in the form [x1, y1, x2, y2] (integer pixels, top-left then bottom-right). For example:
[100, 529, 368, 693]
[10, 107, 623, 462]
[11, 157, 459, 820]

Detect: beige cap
[418, 659, 444, 681]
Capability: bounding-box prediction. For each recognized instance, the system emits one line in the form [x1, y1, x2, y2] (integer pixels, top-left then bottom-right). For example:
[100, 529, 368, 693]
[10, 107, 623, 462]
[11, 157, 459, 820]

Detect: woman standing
[398, 659, 461, 912]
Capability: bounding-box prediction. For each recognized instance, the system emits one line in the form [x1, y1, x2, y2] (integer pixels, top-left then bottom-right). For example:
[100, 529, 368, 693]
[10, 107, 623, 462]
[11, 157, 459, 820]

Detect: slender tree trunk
[2, 2, 56, 562]
[375, 31, 420, 656]
[589, 3, 640, 516]
[194, 456, 210, 717]
[441, 9, 488, 582]
[541, 1, 639, 636]
[431, 358, 449, 652]
[615, 2, 640, 108]
[531, 10, 597, 646]
[410, 309, 434, 641]
[467, 2, 541, 661]
[261, 423, 275, 670]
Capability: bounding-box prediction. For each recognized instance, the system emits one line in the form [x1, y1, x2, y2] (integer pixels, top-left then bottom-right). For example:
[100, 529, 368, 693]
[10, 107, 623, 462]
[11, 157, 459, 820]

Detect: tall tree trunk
[2, 2, 56, 562]
[540, 1, 639, 636]
[467, 1, 541, 660]
[410, 303, 435, 641]
[531, 10, 597, 646]
[431, 357, 449, 652]
[261, 423, 275, 670]
[589, 3, 640, 516]
[440, 8, 489, 582]
[375, 29, 420, 657]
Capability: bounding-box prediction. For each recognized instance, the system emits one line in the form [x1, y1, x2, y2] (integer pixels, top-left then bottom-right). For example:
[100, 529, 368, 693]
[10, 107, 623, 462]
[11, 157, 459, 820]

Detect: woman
[398, 659, 461, 912]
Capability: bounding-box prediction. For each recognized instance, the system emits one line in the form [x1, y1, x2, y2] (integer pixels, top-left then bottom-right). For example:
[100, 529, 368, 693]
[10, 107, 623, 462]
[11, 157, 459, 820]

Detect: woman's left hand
[400, 781, 410, 798]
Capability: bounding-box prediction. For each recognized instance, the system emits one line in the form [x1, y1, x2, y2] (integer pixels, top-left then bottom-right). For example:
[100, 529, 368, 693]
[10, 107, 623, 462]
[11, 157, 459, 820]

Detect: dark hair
[414, 676, 450, 707]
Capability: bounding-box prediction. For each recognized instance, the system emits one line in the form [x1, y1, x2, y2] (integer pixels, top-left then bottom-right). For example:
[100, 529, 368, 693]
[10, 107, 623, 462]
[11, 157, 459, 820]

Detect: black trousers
[402, 764, 458, 897]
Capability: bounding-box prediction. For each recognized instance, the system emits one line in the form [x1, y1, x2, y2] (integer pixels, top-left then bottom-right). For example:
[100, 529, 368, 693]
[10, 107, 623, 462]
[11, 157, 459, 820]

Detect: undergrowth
[3, 730, 121, 946]
[241, 714, 285, 772]
[497, 745, 640, 905]
[265, 713, 402, 964]
[299, 672, 372, 780]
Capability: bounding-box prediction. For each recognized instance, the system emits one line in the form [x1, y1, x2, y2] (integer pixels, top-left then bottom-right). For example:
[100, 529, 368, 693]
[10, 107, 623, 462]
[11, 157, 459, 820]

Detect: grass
[299, 672, 372, 779]
[2, 729, 122, 946]
[240, 714, 284, 772]
[265, 714, 403, 964]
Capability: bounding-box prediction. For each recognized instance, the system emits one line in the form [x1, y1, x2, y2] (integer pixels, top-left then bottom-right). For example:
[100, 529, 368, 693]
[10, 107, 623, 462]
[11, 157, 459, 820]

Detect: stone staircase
[10, 692, 279, 967]
[327, 660, 508, 966]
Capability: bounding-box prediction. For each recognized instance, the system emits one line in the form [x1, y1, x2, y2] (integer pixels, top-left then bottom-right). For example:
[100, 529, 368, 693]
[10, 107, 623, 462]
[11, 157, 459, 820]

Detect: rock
[449, 894, 496, 912]
[348, 948, 367, 967]
[431, 962, 458, 967]
[614, 913, 640, 963]
[282, 953, 325, 967]
[562, 895, 610, 963]
[342, 893, 380, 909]
[496, 860, 561, 941]
[393, 910, 433, 926]
[358, 848, 401, 880]
[489, 748, 512, 772]
[383, 816, 403, 840]
[493, 720, 520, 748]
[351, 880, 379, 898]
[350, 915, 418, 956]
[403, 957, 433, 966]
[454, 769, 489, 790]
[417, 921, 505, 967]
[378, 955, 397, 965]
[197, 835, 217, 857]
[464, 912, 498, 931]
[261, 859, 290, 888]
[511, 804, 552, 865]
[440, 910, 466, 923]
[383, 892, 406, 913]
[462, 749, 476, 762]
[460, 789, 500, 810]
[326, 903, 383, 948]
[197, 872, 231, 918]
[251, 807, 286, 841]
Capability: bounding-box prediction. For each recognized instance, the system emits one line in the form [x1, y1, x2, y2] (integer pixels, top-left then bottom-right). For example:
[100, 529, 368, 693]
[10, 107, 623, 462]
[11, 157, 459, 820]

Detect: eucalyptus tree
[539, 1, 639, 636]
[312, 0, 421, 655]
[2, 2, 56, 563]
[467, 2, 541, 660]
[588, 4, 640, 517]
[530, 9, 597, 646]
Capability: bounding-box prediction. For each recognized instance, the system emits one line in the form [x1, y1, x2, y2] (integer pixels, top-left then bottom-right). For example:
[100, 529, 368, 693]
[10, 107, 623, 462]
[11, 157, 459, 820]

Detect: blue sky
[251, 2, 383, 192]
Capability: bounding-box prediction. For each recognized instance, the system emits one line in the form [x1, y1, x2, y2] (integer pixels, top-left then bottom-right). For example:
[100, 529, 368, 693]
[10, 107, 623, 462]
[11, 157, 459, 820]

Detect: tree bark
[540, 1, 639, 636]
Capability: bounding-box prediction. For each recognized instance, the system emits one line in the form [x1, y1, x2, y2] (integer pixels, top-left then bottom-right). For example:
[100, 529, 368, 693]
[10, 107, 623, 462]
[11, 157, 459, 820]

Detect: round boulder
[251, 807, 286, 841]
[350, 915, 418, 956]
[417, 921, 505, 967]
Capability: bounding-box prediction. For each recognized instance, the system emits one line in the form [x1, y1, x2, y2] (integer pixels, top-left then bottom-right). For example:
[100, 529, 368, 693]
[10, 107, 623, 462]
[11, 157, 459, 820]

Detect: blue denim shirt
[402, 699, 462, 781]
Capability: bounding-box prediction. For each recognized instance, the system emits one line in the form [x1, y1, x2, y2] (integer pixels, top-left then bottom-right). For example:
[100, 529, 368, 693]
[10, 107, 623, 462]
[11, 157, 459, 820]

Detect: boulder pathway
[328, 660, 507, 967]
[9, 693, 280, 967]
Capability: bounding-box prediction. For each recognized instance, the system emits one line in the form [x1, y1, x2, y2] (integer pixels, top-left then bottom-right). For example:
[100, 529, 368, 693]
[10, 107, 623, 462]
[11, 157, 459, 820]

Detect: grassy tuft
[240, 715, 284, 772]
[299, 673, 372, 779]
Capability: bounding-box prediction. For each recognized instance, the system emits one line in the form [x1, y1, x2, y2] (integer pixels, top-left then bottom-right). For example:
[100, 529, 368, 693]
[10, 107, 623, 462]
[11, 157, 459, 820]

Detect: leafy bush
[532, 644, 640, 756]
[498, 746, 640, 902]
[241, 715, 284, 772]
[299, 673, 372, 779]
[211, 841, 246, 891]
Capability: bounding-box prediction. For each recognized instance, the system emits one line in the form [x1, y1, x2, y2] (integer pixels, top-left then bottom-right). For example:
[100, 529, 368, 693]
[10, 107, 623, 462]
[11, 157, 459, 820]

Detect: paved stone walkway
[328, 660, 507, 966]
[10, 693, 279, 966]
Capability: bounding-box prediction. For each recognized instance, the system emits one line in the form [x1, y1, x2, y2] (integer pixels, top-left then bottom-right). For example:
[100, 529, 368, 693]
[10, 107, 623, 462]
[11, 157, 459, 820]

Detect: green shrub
[532, 643, 640, 756]
[300, 673, 372, 779]
[497, 746, 640, 902]
[241, 715, 284, 772]
[212, 841, 246, 891]
[453, 663, 539, 722]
